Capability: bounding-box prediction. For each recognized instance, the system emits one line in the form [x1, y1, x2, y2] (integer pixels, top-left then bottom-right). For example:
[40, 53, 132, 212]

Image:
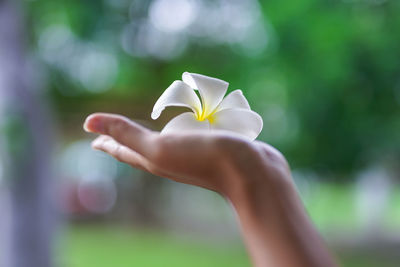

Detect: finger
[92, 135, 216, 191]
[84, 113, 157, 158]
[254, 140, 289, 169]
[91, 135, 154, 172]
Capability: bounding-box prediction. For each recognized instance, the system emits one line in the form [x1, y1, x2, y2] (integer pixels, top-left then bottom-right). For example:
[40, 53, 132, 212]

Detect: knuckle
[214, 136, 254, 158]
[152, 139, 168, 163]
[112, 146, 123, 162]
[108, 118, 129, 138]
[258, 143, 290, 170]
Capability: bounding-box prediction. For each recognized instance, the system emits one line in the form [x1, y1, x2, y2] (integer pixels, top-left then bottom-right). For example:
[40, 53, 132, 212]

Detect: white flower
[151, 72, 263, 140]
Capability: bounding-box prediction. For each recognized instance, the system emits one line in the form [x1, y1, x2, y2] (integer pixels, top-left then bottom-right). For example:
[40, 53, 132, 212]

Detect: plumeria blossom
[151, 72, 263, 140]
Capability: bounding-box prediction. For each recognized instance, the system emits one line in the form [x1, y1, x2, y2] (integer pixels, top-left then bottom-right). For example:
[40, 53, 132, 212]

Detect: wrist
[216, 141, 338, 267]
[220, 142, 296, 213]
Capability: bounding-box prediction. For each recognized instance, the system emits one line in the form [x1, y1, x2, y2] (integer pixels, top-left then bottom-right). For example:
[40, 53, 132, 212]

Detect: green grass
[59, 224, 400, 267]
[340, 254, 400, 267]
[304, 183, 358, 230]
[59, 225, 251, 267]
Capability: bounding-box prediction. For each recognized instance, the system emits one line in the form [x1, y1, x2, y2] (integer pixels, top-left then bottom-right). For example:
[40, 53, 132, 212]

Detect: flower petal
[162, 112, 210, 134]
[151, 81, 202, 120]
[217, 90, 250, 111]
[211, 109, 263, 140]
[182, 72, 228, 116]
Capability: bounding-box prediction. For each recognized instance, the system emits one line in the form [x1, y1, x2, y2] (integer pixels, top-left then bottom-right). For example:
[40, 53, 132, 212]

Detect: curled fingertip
[91, 140, 101, 150]
[84, 113, 105, 133]
[91, 136, 105, 149]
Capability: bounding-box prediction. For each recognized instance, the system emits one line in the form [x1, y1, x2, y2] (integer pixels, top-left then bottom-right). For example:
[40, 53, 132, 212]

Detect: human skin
[83, 113, 338, 267]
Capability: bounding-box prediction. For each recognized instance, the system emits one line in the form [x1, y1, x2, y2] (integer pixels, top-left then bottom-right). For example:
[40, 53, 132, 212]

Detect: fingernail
[83, 115, 104, 133]
[83, 117, 93, 132]
[83, 120, 90, 132]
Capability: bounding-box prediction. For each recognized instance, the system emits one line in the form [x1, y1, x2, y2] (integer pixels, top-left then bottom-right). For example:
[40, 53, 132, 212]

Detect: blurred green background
[1, 0, 400, 266]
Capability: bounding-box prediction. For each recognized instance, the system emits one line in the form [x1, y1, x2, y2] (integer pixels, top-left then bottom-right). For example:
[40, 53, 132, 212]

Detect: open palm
[84, 113, 289, 196]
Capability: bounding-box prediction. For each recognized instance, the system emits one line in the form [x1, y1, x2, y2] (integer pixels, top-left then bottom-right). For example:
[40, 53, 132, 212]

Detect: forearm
[224, 153, 338, 267]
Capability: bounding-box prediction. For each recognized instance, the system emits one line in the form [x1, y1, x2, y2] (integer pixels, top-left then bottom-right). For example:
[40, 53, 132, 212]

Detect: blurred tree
[0, 0, 54, 267]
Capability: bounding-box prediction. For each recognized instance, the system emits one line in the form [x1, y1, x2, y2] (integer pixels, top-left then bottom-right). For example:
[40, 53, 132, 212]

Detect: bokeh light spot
[149, 0, 197, 33]
[78, 179, 117, 214]
[78, 50, 118, 93]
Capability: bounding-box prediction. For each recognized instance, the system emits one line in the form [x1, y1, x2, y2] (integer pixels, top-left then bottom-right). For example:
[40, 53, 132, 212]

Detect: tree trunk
[0, 1, 54, 267]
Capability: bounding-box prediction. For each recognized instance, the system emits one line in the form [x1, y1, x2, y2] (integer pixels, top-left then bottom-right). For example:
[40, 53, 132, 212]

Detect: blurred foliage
[26, 0, 400, 178]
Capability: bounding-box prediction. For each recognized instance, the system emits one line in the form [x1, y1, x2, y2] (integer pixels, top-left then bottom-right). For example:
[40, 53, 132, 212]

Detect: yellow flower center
[196, 107, 216, 124]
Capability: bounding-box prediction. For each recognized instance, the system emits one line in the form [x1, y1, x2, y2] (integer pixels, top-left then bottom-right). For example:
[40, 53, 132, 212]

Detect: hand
[83, 112, 337, 267]
[83, 113, 290, 199]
